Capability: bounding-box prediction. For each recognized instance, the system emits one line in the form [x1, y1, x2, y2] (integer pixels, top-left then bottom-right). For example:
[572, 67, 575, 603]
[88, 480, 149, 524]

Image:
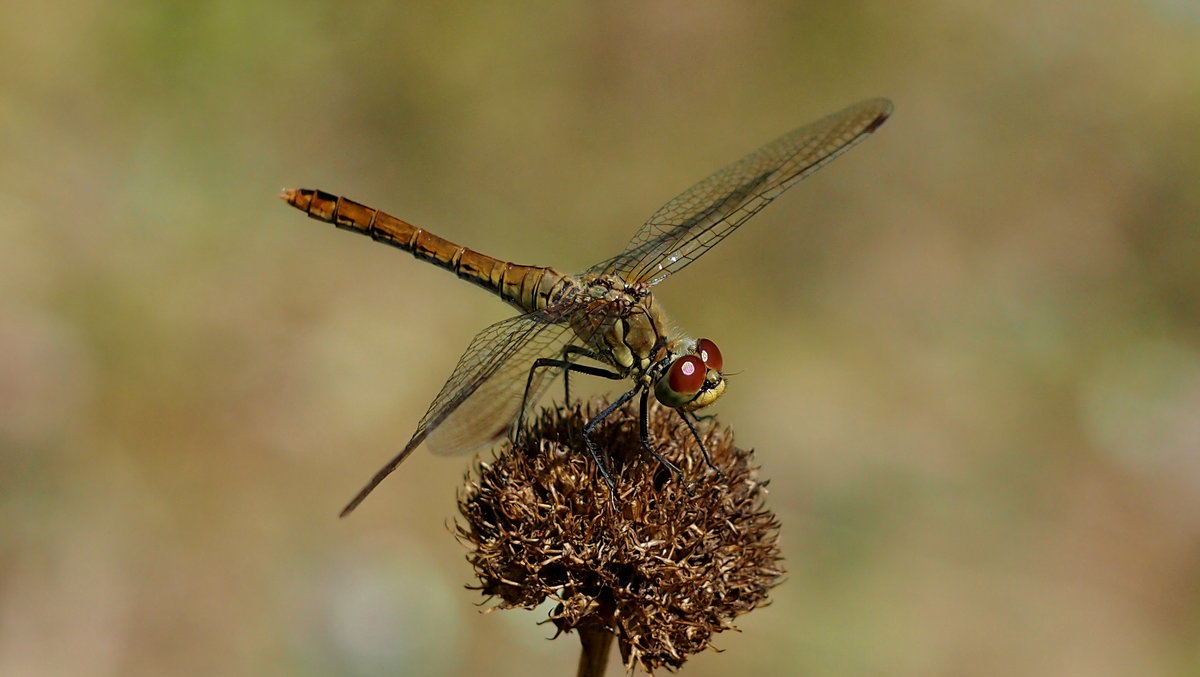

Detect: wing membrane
[593, 98, 892, 285]
[424, 315, 576, 455]
[339, 306, 576, 516]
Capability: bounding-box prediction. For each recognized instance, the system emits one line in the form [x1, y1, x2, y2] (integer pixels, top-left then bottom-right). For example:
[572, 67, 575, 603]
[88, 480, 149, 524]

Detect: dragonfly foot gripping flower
[457, 397, 783, 673]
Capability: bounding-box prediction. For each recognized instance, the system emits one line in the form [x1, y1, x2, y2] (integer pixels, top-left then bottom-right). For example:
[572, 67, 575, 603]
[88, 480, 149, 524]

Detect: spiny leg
[583, 385, 642, 508]
[558, 344, 605, 405]
[638, 389, 683, 482]
[678, 410, 724, 478]
[513, 355, 624, 445]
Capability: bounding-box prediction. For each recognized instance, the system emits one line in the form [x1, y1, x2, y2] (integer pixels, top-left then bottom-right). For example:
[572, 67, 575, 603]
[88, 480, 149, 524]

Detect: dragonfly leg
[678, 410, 723, 478]
[559, 345, 606, 405]
[638, 389, 683, 482]
[583, 385, 641, 509]
[513, 356, 623, 446]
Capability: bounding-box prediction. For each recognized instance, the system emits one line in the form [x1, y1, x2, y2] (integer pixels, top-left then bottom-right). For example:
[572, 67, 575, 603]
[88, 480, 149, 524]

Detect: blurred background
[3, 1, 1199, 675]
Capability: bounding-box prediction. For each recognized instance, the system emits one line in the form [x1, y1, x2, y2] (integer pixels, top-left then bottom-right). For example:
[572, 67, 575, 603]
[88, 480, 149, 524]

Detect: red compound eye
[697, 338, 723, 372]
[667, 355, 706, 396]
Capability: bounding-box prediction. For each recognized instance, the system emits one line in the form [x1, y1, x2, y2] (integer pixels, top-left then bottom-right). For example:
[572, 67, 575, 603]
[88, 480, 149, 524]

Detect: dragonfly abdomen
[282, 188, 570, 312]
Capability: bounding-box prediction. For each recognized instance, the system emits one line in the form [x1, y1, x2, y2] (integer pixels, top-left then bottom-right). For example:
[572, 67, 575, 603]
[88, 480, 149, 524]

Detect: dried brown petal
[457, 398, 783, 673]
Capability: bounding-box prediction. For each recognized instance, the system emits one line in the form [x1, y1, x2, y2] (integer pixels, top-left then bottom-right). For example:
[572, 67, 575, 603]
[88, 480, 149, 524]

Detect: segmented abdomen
[282, 188, 570, 313]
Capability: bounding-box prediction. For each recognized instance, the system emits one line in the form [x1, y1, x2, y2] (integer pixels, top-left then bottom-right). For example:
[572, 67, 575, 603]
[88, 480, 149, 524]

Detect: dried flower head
[457, 397, 783, 673]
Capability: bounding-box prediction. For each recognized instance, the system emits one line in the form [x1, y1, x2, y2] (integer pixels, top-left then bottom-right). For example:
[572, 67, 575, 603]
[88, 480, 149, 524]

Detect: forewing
[339, 306, 576, 516]
[593, 98, 892, 285]
[423, 313, 577, 455]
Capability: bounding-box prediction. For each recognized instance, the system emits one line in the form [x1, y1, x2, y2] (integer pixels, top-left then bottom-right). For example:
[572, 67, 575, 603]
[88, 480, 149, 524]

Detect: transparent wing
[339, 305, 578, 516]
[592, 98, 892, 285]
[424, 314, 576, 456]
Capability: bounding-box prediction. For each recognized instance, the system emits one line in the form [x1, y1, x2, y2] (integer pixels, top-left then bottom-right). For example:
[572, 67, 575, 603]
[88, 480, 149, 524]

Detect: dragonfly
[283, 98, 892, 516]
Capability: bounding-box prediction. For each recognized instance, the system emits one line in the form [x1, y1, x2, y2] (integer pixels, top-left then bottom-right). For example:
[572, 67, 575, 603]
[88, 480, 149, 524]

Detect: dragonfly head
[653, 337, 725, 412]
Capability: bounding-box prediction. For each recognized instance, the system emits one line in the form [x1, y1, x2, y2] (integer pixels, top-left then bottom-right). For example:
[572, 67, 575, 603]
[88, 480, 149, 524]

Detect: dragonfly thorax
[571, 273, 727, 413]
[570, 274, 663, 372]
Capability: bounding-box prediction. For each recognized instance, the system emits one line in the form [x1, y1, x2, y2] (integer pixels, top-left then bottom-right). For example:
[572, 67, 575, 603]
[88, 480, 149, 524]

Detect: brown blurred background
[3, 1, 1199, 675]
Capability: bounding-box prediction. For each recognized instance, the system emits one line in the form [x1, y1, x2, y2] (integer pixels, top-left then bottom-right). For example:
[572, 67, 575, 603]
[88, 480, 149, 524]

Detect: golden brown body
[281, 98, 893, 515]
[282, 188, 678, 379]
[283, 188, 573, 314]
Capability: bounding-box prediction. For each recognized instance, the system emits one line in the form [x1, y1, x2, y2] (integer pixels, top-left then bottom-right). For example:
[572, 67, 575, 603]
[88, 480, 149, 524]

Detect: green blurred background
[4, 1, 1199, 675]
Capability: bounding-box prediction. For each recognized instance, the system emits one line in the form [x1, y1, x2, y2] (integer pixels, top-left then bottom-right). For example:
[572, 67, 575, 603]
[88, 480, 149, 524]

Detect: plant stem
[576, 626, 613, 677]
